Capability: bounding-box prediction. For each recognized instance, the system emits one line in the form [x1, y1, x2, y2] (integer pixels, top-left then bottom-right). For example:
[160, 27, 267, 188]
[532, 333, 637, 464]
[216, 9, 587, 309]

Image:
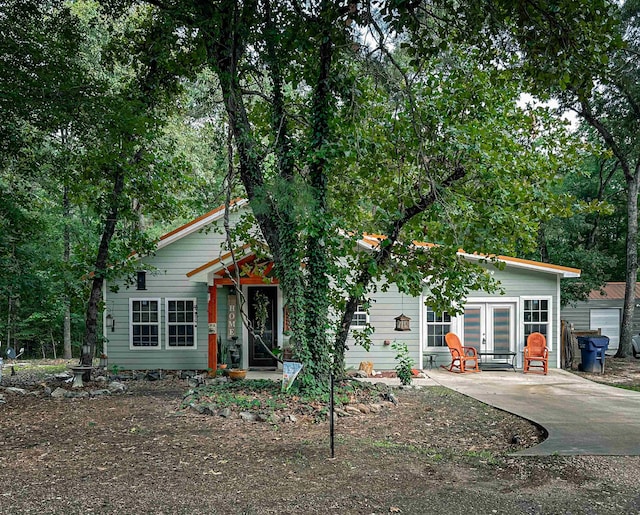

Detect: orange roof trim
[357, 233, 580, 277]
[160, 197, 246, 242]
[186, 244, 252, 278]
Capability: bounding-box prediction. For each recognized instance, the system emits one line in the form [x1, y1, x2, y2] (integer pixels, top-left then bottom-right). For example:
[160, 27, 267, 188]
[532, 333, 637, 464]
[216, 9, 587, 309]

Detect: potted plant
[227, 368, 247, 381]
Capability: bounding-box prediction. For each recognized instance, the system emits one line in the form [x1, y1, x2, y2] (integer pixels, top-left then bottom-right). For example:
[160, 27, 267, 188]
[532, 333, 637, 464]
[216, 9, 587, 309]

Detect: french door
[463, 303, 515, 360]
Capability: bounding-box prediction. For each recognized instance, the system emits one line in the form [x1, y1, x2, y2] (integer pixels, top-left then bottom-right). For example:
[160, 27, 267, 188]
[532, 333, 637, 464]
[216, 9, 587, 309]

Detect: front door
[463, 303, 515, 360]
[248, 286, 278, 368]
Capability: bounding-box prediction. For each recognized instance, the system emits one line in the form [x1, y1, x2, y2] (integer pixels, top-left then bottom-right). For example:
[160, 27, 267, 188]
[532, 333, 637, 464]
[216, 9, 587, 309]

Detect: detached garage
[589, 308, 620, 353]
[561, 282, 640, 354]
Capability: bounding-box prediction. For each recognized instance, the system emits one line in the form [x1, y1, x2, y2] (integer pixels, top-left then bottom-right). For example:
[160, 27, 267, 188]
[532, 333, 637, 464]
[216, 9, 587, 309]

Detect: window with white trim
[130, 298, 160, 348]
[351, 303, 369, 328]
[523, 299, 550, 339]
[166, 298, 197, 348]
[425, 307, 451, 347]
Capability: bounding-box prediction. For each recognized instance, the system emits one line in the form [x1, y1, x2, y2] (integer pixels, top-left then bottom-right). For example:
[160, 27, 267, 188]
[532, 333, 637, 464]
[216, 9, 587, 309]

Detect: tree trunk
[82, 168, 125, 371]
[616, 168, 639, 358]
[63, 184, 72, 359]
[303, 5, 333, 382]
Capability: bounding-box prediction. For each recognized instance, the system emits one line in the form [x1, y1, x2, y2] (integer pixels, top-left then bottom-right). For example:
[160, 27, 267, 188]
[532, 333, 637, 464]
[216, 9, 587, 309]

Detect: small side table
[423, 354, 438, 369]
[68, 366, 93, 388]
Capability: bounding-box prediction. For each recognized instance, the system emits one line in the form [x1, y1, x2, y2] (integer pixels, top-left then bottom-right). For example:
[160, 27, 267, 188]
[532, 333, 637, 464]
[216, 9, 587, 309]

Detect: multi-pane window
[425, 307, 451, 347]
[130, 299, 160, 347]
[523, 299, 549, 339]
[166, 299, 197, 348]
[352, 303, 368, 328]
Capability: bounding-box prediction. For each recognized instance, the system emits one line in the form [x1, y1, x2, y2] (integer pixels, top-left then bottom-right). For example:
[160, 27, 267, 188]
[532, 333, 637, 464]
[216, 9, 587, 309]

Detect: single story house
[102, 200, 581, 372]
[561, 282, 640, 353]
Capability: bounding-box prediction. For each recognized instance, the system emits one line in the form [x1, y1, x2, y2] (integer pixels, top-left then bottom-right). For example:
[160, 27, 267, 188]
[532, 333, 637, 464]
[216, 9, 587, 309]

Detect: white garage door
[590, 308, 620, 353]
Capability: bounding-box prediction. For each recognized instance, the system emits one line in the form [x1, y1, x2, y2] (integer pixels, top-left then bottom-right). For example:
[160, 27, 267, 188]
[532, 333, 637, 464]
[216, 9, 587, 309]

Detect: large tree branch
[574, 97, 633, 180]
[334, 165, 467, 353]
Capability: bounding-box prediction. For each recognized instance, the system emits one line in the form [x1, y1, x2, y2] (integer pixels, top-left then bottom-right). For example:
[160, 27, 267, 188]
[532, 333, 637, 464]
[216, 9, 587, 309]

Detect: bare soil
[1, 358, 640, 514]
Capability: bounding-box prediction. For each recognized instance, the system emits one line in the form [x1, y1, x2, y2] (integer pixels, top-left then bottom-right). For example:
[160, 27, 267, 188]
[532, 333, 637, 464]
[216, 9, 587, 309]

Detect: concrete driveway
[426, 367, 640, 456]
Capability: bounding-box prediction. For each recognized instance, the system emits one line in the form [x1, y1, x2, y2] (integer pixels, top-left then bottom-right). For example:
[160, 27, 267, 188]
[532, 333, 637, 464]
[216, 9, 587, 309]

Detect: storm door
[248, 286, 278, 368]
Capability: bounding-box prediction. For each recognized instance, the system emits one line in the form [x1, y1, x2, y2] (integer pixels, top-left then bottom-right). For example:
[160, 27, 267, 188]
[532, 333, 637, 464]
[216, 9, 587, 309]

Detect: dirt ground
[1, 359, 640, 514]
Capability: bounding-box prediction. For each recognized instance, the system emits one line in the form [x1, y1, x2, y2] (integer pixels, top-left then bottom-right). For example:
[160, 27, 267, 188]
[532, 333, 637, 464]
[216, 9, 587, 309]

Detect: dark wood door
[248, 286, 277, 368]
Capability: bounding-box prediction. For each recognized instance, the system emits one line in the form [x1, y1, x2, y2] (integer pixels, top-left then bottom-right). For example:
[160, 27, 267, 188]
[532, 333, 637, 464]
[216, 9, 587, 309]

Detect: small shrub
[391, 341, 414, 385]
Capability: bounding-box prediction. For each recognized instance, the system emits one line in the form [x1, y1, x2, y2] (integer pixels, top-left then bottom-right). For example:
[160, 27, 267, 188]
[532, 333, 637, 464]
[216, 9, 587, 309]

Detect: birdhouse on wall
[394, 313, 411, 331]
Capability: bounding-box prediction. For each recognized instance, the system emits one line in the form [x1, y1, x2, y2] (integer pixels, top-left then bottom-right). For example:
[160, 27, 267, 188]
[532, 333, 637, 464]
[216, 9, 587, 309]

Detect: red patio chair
[523, 332, 549, 375]
[441, 332, 480, 373]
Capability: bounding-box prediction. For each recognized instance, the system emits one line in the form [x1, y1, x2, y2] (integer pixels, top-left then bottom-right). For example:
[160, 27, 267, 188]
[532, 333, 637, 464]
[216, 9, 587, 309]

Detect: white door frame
[463, 299, 517, 364]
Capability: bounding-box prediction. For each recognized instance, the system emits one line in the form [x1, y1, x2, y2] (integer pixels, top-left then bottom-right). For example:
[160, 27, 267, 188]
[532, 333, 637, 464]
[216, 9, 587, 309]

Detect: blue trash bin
[577, 336, 609, 373]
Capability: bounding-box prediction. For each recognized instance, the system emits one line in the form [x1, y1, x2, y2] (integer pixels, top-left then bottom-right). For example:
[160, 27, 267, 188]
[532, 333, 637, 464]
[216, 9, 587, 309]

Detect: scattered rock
[240, 411, 258, 422]
[187, 378, 201, 388]
[369, 403, 383, 413]
[192, 403, 215, 415]
[219, 408, 232, 418]
[356, 403, 370, 414]
[256, 413, 269, 422]
[51, 387, 67, 399]
[0, 394, 5, 404]
[334, 408, 349, 417]
[344, 406, 362, 415]
[108, 381, 127, 394]
[267, 413, 283, 424]
[145, 370, 161, 381]
[5, 387, 28, 395]
[287, 413, 298, 423]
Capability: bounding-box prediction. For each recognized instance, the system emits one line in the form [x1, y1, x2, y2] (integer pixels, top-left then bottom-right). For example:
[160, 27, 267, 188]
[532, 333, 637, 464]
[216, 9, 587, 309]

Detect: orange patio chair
[441, 332, 480, 373]
[523, 332, 548, 375]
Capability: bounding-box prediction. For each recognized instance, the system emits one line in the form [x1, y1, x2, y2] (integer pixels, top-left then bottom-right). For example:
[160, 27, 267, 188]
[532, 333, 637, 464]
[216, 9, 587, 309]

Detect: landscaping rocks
[108, 381, 127, 394]
[4, 387, 28, 395]
[239, 411, 258, 422]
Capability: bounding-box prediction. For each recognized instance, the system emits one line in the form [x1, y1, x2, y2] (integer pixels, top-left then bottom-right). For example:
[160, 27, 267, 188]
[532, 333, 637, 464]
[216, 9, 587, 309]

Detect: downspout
[556, 275, 562, 369]
[102, 281, 108, 358]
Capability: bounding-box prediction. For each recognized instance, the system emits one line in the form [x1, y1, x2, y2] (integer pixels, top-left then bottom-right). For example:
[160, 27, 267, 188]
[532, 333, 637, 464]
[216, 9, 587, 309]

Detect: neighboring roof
[588, 282, 640, 300]
[359, 234, 581, 279]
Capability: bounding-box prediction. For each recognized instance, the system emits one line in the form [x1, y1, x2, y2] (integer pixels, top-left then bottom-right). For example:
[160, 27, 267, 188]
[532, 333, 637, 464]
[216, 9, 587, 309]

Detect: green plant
[110, 364, 121, 376]
[391, 341, 414, 386]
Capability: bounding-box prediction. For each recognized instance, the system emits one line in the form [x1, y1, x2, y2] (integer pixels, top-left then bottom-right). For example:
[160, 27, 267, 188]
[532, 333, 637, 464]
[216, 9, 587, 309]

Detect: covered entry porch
[187, 250, 283, 373]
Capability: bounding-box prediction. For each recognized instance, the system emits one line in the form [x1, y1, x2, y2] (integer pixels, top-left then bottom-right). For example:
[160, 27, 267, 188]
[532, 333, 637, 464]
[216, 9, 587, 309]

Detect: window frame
[424, 306, 452, 348]
[129, 298, 161, 350]
[136, 270, 147, 290]
[165, 298, 198, 350]
[522, 296, 552, 350]
[351, 302, 369, 329]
